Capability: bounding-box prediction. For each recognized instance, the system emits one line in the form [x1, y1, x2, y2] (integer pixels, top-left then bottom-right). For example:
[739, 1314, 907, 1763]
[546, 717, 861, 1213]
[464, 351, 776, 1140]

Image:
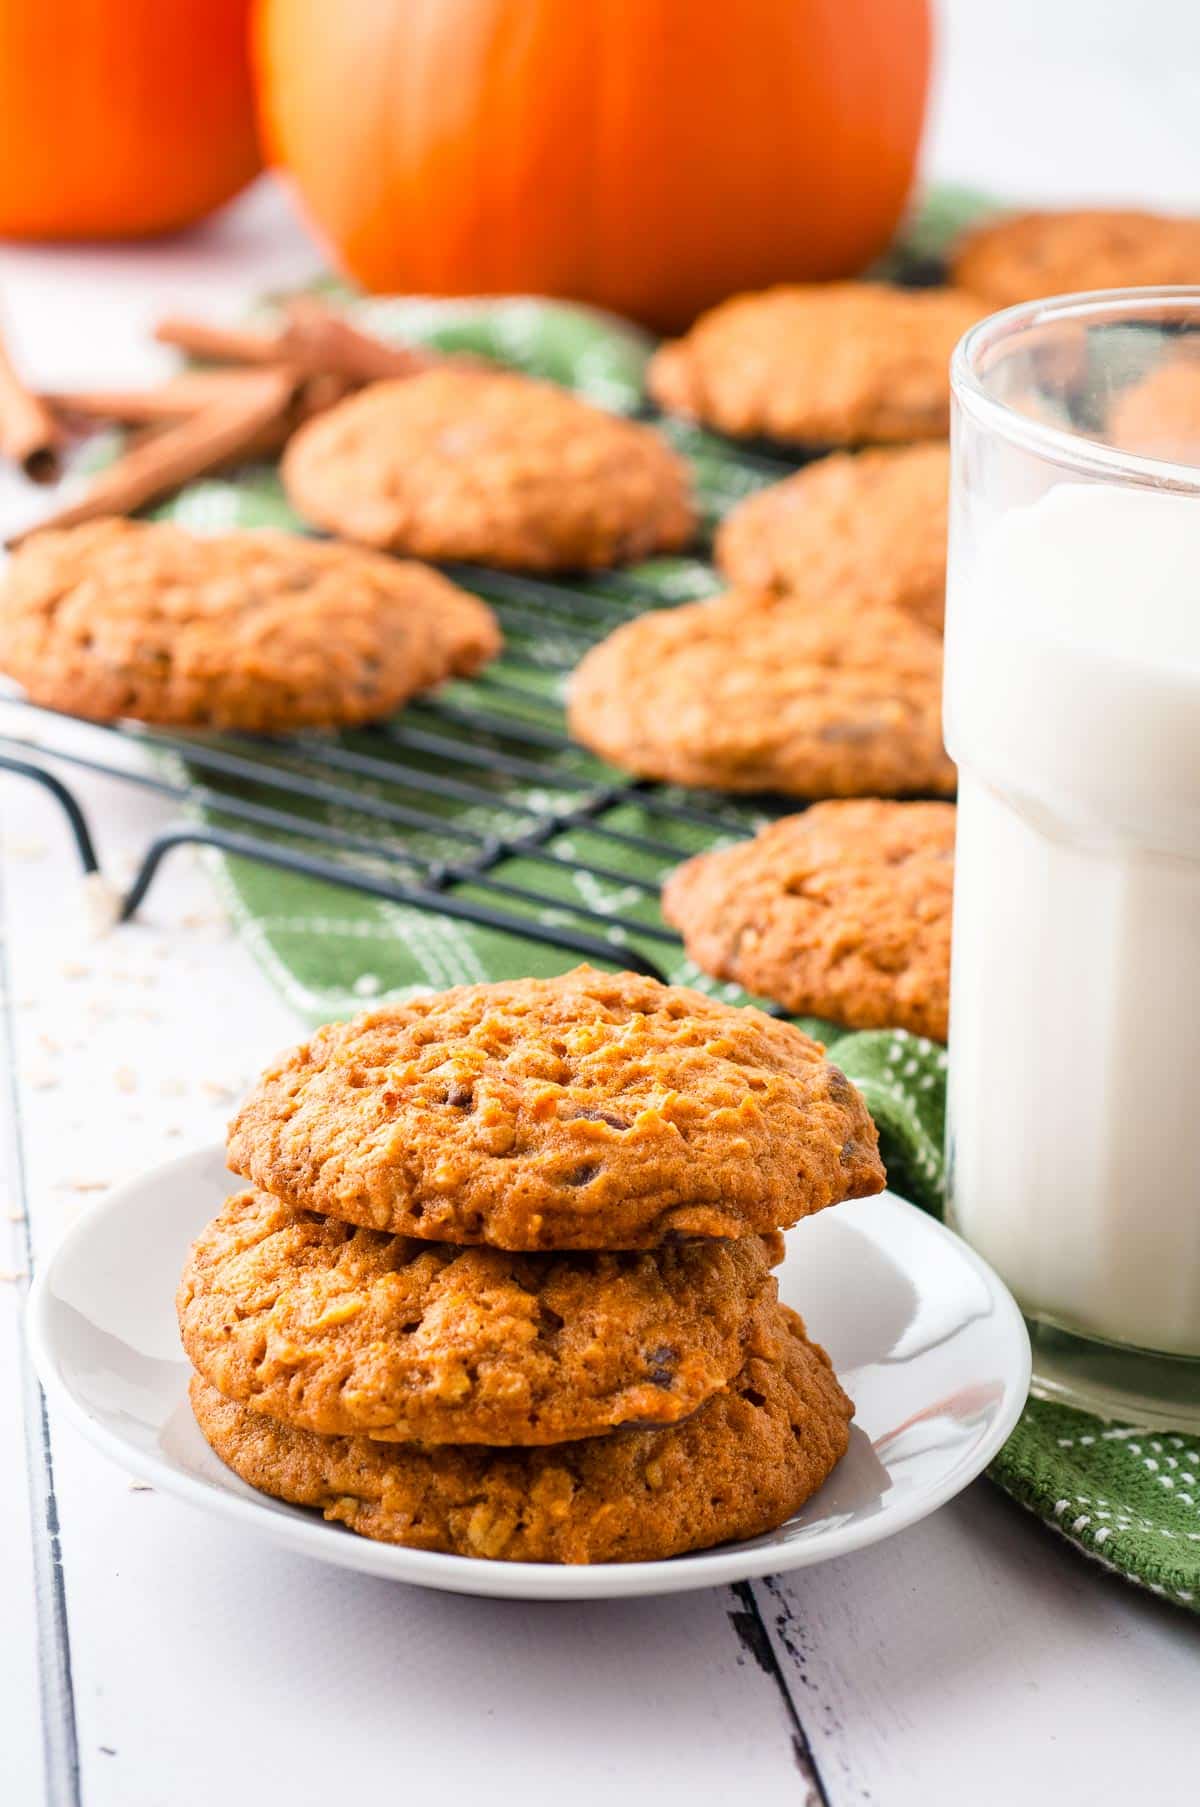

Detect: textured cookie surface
[179, 1188, 781, 1445]
[281, 366, 695, 571]
[190, 1301, 854, 1564]
[568, 590, 955, 798]
[0, 517, 500, 732]
[716, 445, 950, 632]
[664, 801, 955, 1040]
[647, 283, 980, 445]
[951, 208, 1200, 309]
[227, 966, 884, 1250]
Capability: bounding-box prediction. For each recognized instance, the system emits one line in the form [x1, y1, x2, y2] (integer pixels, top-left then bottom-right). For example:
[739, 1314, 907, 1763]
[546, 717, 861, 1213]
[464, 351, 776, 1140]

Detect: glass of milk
[946, 289, 1200, 1429]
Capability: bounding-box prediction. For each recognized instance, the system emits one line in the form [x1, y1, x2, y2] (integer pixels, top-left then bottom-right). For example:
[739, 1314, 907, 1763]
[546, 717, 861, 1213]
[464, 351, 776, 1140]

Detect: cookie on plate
[281, 366, 696, 571]
[951, 208, 1200, 309]
[663, 800, 955, 1040]
[0, 517, 500, 733]
[568, 590, 955, 798]
[179, 1188, 782, 1446]
[716, 444, 950, 632]
[647, 283, 981, 445]
[226, 966, 884, 1250]
[189, 1300, 854, 1564]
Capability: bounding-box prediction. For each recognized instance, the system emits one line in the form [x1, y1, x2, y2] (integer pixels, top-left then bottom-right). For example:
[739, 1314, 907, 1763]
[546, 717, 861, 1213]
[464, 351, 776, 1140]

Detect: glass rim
[950, 285, 1200, 493]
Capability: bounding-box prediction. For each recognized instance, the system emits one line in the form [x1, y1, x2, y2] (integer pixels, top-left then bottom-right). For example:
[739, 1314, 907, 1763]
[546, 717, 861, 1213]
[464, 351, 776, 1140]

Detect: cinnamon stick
[0, 328, 65, 483]
[281, 298, 436, 382]
[155, 300, 435, 385]
[7, 368, 298, 547]
[44, 367, 297, 424]
[153, 316, 285, 367]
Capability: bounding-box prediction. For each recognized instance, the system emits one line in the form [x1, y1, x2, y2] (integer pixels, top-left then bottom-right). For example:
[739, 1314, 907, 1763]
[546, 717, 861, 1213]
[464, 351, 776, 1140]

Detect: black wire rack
[0, 553, 799, 988]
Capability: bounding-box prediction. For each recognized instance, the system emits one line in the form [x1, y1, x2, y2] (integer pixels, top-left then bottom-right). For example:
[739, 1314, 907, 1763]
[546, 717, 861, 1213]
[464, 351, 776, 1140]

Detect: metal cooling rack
[0, 558, 795, 985]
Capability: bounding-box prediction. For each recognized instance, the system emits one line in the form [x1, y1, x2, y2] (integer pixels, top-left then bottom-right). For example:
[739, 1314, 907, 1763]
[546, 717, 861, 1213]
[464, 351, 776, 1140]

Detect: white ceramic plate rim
[27, 1145, 1031, 1600]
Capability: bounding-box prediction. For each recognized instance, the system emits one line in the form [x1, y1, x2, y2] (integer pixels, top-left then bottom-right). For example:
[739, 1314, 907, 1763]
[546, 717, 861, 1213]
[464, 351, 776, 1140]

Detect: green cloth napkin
[147, 188, 1198, 1613]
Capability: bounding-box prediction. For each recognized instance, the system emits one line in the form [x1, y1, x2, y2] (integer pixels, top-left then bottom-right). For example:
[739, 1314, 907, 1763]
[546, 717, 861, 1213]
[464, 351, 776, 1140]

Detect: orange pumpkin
[255, 0, 931, 331]
[0, 0, 261, 239]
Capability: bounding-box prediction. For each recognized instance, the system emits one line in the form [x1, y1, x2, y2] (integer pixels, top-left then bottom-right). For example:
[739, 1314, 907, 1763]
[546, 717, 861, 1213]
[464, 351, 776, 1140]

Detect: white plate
[27, 1145, 1030, 1601]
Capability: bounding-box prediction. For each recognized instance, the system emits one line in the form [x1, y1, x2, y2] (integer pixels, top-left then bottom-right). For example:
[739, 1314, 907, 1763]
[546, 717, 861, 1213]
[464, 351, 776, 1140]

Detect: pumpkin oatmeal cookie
[567, 590, 955, 797]
[281, 366, 695, 571]
[189, 1300, 854, 1563]
[647, 283, 980, 445]
[716, 444, 950, 632]
[951, 208, 1200, 309]
[0, 517, 500, 732]
[663, 800, 955, 1040]
[226, 966, 884, 1250]
[179, 1187, 782, 1446]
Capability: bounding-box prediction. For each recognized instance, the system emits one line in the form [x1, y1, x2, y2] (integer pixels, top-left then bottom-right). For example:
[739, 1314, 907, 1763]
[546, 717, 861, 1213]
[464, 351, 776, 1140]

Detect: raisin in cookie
[281, 366, 695, 571]
[716, 444, 949, 632]
[179, 1188, 782, 1445]
[189, 1300, 854, 1563]
[226, 966, 884, 1250]
[951, 208, 1200, 309]
[0, 517, 500, 732]
[664, 800, 955, 1040]
[648, 283, 980, 445]
[568, 590, 955, 798]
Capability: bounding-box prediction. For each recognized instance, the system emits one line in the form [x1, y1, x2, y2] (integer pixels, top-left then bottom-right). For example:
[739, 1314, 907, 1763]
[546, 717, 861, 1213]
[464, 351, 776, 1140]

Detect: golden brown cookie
[951, 208, 1200, 309]
[189, 1300, 854, 1564]
[663, 801, 955, 1040]
[281, 366, 695, 571]
[226, 966, 884, 1250]
[0, 517, 500, 732]
[179, 1188, 782, 1446]
[568, 590, 955, 798]
[648, 283, 980, 445]
[715, 445, 949, 632]
[1109, 362, 1200, 463]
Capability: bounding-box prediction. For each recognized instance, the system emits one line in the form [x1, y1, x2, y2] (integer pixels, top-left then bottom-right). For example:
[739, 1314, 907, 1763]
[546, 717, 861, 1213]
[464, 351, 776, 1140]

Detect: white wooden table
[3, 9, 1199, 1799]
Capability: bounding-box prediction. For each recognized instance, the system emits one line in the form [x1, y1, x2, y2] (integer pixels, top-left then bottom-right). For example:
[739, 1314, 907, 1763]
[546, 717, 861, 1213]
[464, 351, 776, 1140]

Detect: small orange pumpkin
[255, 0, 932, 332]
[0, 0, 261, 239]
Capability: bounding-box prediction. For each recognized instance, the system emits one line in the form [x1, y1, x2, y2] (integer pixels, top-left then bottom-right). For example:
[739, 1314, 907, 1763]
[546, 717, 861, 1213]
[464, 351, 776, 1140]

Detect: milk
[945, 482, 1200, 1357]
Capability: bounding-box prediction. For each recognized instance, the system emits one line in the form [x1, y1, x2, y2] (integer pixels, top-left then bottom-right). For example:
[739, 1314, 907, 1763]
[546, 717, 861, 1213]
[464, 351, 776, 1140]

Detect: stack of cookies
[179, 966, 884, 1565]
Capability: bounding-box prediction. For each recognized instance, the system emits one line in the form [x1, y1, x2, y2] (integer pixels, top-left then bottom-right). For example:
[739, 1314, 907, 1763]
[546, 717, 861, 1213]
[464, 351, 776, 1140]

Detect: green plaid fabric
[146, 187, 1197, 1612]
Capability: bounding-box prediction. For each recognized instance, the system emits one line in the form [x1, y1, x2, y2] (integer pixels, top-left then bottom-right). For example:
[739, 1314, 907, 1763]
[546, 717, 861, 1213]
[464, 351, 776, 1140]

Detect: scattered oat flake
[128, 1482, 154, 1493]
[38, 1032, 61, 1055]
[201, 1080, 235, 1102]
[6, 1209, 26, 1222]
[0, 1268, 27, 1283]
[60, 960, 92, 980]
[115, 1067, 137, 1094]
[160, 1078, 186, 1097]
[27, 1066, 60, 1091]
[55, 1177, 110, 1193]
[8, 838, 48, 859]
[165, 1126, 184, 1139]
[353, 972, 382, 997]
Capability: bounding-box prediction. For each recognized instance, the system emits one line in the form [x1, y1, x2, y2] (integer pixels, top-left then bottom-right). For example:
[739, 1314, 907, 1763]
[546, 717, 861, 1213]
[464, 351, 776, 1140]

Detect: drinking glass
[946, 289, 1200, 1429]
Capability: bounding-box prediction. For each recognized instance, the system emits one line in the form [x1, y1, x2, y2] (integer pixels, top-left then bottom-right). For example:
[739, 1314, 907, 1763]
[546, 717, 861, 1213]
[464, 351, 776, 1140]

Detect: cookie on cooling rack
[281, 366, 696, 571]
[189, 1299, 854, 1563]
[647, 283, 980, 445]
[951, 208, 1200, 308]
[663, 800, 955, 1041]
[226, 965, 884, 1250]
[0, 517, 500, 733]
[567, 589, 955, 798]
[179, 1187, 782, 1446]
[715, 444, 950, 633]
